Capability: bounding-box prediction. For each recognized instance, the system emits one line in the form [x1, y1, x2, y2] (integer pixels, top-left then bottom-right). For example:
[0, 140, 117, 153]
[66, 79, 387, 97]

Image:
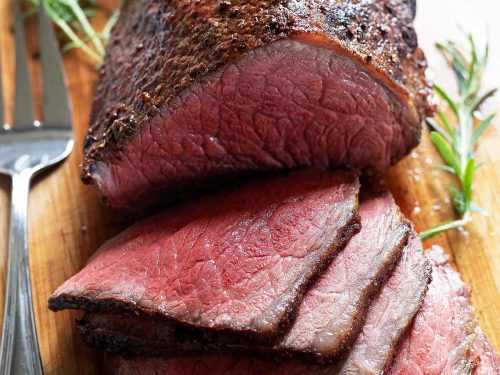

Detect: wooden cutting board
[0, 1, 499, 374]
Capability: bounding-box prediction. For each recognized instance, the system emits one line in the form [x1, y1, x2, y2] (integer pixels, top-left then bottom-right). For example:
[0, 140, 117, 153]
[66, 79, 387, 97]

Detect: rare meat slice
[335, 235, 431, 373]
[83, 0, 432, 210]
[102, 245, 499, 375]
[276, 193, 409, 360]
[49, 170, 360, 343]
[389, 246, 500, 375]
[106, 356, 315, 375]
[471, 328, 500, 375]
[78, 192, 411, 361]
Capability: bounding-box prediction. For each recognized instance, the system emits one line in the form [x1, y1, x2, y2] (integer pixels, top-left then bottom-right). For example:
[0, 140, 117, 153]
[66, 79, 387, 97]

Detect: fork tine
[38, 2, 72, 129]
[13, 0, 35, 129]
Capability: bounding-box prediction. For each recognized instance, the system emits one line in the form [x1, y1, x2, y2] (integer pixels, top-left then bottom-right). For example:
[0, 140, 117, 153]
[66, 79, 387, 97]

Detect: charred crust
[83, 0, 432, 185]
[401, 26, 418, 49]
[76, 316, 135, 357]
[217, 1, 232, 13]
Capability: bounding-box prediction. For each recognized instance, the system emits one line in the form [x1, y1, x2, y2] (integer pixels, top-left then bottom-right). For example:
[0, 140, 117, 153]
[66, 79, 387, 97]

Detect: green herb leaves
[420, 34, 497, 240]
[26, 0, 119, 65]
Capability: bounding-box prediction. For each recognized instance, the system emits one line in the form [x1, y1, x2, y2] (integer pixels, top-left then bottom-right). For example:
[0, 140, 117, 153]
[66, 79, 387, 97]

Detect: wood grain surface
[0, 1, 499, 374]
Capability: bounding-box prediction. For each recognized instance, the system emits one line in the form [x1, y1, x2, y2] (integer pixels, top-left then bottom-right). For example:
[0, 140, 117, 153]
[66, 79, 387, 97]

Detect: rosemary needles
[26, 0, 119, 65]
[420, 34, 497, 240]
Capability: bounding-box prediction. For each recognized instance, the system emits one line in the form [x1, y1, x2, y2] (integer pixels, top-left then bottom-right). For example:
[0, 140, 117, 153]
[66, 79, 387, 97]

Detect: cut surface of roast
[101, 246, 499, 375]
[49, 170, 360, 343]
[471, 327, 500, 375]
[78, 192, 412, 361]
[83, 0, 431, 210]
[389, 246, 500, 375]
[335, 234, 431, 374]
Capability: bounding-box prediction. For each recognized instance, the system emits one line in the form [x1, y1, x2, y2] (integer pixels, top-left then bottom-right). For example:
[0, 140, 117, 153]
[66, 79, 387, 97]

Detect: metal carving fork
[0, 2, 73, 374]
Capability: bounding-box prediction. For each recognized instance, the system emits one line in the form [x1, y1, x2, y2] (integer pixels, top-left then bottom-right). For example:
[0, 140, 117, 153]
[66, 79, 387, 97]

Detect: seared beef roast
[276, 193, 409, 360]
[49, 170, 360, 343]
[47, 0, 500, 372]
[107, 356, 315, 375]
[83, 0, 431, 210]
[335, 235, 431, 374]
[96, 235, 430, 374]
[77, 192, 411, 361]
[102, 246, 499, 375]
[389, 247, 500, 375]
[471, 328, 500, 375]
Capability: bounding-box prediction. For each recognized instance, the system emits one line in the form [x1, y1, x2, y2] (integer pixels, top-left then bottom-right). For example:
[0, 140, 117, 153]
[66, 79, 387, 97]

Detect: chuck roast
[77, 192, 412, 361]
[83, 0, 432, 210]
[49, 170, 360, 343]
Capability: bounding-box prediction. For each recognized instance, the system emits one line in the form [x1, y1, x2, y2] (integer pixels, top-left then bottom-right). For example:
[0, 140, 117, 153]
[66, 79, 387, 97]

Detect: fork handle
[0, 172, 44, 375]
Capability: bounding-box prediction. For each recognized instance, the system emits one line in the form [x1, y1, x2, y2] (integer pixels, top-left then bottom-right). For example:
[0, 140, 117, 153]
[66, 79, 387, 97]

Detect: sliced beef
[471, 328, 500, 375]
[276, 193, 409, 360]
[389, 246, 500, 375]
[49, 170, 360, 343]
[335, 234, 431, 374]
[84, 0, 432, 210]
[106, 356, 314, 375]
[78, 192, 411, 362]
[102, 245, 499, 375]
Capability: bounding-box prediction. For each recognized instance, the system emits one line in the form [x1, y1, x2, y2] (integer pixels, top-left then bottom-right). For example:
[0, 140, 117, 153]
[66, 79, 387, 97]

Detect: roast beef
[106, 356, 314, 375]
[102, 245, 499, 375]
[335, 234, 431, 373]
[471, 328, 500, 375]
[102, 236, 431, 374]
[276, 192, 409, 361]
[389, 246, 500, 375]
[83, 0, 432, 210]
[49, 170, 361, 343]
[77, 192, 412, 361]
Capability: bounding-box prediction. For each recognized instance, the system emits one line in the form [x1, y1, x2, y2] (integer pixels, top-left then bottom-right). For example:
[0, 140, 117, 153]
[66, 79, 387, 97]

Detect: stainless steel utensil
[0, 2, 73, 374]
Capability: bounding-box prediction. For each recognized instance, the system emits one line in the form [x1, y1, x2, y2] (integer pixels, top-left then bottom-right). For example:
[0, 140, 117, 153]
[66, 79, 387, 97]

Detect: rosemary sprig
[26, 0, 119, 65]
[420, 34, 497, 240]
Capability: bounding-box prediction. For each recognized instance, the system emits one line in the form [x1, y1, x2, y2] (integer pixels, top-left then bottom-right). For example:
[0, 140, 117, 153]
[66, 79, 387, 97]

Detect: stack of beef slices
[49, 0, 500, 374]
[51, 170, 433, 374]
[99, 247, 500, 375]
[50, 172, 500, 374]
